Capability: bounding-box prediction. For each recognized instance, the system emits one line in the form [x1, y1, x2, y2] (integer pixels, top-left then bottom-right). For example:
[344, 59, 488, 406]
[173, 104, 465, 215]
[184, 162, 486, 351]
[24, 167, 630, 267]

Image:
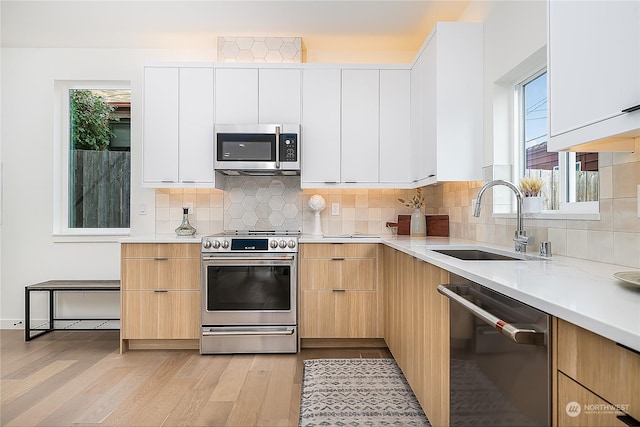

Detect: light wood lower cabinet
[382, 245, 450, 427]
[557, 373, 627, 427]
[299, 243, 381, 339]
[556, 318, 640, 425]
[120, 243, 200, 351]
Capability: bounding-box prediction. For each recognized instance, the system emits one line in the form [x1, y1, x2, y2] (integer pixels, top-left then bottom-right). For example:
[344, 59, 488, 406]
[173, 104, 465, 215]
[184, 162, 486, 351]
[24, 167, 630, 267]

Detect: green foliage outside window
[70, 90, 119, 151]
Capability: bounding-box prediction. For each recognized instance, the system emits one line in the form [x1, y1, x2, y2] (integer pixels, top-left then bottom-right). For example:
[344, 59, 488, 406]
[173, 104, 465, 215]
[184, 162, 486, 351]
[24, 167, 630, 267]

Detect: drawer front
[300, 243, 378, 259]
[121, 243, 199, 259]
[557, 319, 640, 420]
[558, 373, 627, 427]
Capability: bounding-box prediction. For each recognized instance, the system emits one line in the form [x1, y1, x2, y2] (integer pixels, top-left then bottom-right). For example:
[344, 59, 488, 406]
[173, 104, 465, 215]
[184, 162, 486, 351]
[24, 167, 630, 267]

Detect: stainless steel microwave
[214, 124, 300, 176]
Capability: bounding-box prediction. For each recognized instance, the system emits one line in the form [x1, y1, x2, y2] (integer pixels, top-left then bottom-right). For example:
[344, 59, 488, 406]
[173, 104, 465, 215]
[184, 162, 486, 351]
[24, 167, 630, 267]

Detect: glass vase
[175, 208, 196, 236]
[410, 208, 426, 237]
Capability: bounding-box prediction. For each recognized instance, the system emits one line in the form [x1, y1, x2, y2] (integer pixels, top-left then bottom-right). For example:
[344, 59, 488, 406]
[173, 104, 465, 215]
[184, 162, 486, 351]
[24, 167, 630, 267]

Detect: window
[54, 82, 131, 237]
[516, 70, 598, 214]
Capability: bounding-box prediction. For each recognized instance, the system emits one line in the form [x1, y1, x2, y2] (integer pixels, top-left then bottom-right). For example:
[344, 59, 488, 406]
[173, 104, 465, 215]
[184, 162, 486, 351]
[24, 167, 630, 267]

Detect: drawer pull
[154, 290, 168, 293]
[617, 415, 640, 427]
[154, 258, 169, 261]
[332, 289, 346, 292]
[331, 258, 345, 261]
[621, 104, 640, 113]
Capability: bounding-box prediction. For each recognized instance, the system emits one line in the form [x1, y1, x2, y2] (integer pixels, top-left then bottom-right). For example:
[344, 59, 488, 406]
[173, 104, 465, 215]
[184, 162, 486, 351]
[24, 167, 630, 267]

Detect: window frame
[53, 80, 132, 241]
[513, 68, 599, 217]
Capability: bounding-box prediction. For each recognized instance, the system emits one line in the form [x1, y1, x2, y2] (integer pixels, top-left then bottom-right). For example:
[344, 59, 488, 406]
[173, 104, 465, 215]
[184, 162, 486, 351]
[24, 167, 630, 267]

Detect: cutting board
[397, 214, 449, 237]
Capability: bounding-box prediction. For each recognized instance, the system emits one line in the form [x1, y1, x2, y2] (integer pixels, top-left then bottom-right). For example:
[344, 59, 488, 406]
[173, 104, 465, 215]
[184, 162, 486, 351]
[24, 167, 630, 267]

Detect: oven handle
[202, 327, 295, 337]
[275, 125, 281, 169]
[202, 256, 295, 262]
[437, 285, 545, 346]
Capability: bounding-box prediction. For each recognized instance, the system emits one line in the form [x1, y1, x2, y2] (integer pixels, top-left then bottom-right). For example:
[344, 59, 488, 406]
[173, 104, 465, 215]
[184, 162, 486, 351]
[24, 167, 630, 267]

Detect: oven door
[201, 253, 297, 327]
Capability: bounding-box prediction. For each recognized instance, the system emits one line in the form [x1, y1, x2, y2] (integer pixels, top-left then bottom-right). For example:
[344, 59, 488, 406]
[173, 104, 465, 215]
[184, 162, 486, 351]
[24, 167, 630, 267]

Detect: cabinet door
[157, 291, 200, 339]
[301, 68, 341, 184]
[121, 292, 159, 339]
[341, 69, 379, 183]
[549, 0, 640, 137]
[334, 291, 378, 338]
[259, 68, 301, 124]
[299, 258, 342, 291]
[121, 259, 160, 290]
[418, 42, 437, 181]
[214, 68, 258, 124]
[157, 259, 200, 290]
[379, 69, 411, 184]
[342, 259, 376, 291]
[178, 67, 214, 183]
[143, 67, 179, 183]
[300, 291, 335, 338]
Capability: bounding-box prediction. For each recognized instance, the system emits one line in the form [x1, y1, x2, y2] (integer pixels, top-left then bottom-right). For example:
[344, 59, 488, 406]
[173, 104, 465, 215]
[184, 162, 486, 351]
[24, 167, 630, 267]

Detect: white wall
[0, 48, 214, 327]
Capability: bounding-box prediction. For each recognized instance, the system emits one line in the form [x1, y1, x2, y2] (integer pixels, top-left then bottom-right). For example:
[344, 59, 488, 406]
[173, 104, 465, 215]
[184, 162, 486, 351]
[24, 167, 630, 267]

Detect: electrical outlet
[185, 203, 194, 214]
[331, 203, 340, 216]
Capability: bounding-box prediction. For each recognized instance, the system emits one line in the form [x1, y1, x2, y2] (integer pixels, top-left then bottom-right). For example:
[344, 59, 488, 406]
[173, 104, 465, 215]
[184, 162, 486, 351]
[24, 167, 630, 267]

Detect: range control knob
[212, 240, 221, 249]
[221, 240, 230, 249]
[269, 240, 279, 249]
[278, 240, 287, 249]
[287, 240, 296, 249]
[203, 240, 212, 249]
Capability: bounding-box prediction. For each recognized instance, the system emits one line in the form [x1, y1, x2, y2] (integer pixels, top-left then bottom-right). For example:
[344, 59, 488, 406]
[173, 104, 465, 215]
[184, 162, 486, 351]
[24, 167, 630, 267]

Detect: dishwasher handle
[437, 285, 545, 346]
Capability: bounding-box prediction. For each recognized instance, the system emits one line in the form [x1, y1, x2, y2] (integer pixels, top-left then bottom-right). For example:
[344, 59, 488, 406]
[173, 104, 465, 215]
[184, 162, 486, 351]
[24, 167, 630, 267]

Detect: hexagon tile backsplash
[223, 176, 302, 231]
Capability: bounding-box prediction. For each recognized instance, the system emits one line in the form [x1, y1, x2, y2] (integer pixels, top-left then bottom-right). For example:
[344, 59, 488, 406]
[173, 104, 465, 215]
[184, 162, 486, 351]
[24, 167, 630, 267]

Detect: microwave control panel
[280, 134, 298, 162]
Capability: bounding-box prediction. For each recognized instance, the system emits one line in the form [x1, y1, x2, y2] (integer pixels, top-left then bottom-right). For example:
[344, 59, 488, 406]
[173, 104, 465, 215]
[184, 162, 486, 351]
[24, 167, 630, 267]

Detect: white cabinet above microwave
[214, 65, 301, 125]
[547, 0, 640, 152]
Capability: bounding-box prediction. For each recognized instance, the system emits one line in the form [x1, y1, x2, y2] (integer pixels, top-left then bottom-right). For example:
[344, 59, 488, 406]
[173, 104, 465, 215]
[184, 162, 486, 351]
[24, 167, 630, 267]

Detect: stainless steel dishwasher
[438, 275, 550, 427]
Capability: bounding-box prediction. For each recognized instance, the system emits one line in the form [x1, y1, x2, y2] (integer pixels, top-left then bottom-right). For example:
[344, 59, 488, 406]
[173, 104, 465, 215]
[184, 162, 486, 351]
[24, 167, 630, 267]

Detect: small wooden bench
[25, 280, 120, 341]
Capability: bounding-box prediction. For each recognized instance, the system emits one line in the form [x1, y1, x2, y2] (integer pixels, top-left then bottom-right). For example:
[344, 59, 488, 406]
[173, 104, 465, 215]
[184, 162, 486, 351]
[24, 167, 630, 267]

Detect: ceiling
[1, 1, 472, 56]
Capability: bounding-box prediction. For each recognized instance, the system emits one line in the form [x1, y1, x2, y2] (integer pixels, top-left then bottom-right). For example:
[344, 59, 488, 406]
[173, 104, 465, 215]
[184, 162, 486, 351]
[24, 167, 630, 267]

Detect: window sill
[494, 211, 600, 221]
[53, 231, 130, 243]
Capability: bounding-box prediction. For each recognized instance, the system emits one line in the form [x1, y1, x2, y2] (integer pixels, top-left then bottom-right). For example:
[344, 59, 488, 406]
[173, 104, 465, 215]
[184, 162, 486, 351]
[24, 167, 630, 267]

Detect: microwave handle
[275, 125, 281, 169]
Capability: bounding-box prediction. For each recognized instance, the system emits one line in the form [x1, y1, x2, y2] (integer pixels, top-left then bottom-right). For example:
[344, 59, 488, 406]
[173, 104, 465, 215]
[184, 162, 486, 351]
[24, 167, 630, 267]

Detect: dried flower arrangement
[398, 187, 425, 209]
[519, 177, 544, 197]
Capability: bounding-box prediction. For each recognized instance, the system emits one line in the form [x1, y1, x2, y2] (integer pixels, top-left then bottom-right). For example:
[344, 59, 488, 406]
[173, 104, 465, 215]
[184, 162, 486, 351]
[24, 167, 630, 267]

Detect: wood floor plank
[224, 369, 271, 426]
[0, 330, 392, 427]
[209, 354, 254, 402]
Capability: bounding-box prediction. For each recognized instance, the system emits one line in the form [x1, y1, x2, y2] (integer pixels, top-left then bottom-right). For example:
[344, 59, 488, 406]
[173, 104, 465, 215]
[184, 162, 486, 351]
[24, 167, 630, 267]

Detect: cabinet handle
[617, 415, 640, 427]
[622, 104, 640, 113]
[324, 181, 338, 184]
[332, 289, 346, 292]
[331, 258, 345, 261]
[154, 290, 168, 293]
[154, 258, 169, 261]
[345, 181, 357, 184]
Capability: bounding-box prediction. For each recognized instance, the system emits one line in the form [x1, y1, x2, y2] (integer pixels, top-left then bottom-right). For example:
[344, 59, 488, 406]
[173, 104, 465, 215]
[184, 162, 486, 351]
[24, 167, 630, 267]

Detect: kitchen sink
[432, 248, 526, 261]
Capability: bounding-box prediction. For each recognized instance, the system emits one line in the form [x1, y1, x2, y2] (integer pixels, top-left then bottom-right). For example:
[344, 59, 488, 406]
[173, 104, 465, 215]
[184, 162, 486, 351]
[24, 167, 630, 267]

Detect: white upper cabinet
[259, 68, 301, 124]
[411, 22, 483, 185]
[214, 68, 258, 124]
[178, 68, 215, 183]
[301, 68, 341, 185]
[214, 66, 301, 124]
[548, 0, 640, 151]
[341, 69, 380, 183]
[143, 67, 179, 184]
[379, 69, 411, 184]
[143, 66, 215, 187]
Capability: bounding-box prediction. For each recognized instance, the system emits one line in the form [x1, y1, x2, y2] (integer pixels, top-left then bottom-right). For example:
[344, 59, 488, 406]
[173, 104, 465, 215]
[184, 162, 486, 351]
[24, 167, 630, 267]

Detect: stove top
[201, 230, 300, 254]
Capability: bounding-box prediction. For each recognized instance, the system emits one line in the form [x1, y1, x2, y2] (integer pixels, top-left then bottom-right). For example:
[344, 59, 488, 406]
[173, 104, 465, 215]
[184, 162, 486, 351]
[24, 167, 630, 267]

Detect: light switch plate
[138, 203, 146, 215]
[637, 185, 640, 218]
[331, 203, 340, 216]
[185, 202, 194, 214]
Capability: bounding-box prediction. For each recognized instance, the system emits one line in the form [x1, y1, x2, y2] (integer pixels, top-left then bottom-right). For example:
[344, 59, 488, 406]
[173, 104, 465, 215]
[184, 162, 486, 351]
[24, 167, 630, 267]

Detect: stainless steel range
[200, 231, 299, 354]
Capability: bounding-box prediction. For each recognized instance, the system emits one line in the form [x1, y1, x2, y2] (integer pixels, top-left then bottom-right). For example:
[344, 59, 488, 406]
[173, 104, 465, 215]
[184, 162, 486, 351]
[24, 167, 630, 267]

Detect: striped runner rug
[299, 358, 430, 427]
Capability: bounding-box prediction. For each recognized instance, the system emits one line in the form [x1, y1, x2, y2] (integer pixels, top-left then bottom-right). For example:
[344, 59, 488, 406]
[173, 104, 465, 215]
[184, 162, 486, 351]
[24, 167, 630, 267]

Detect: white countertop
[120, 235, 202, 243]
[300, 234, 640, 352]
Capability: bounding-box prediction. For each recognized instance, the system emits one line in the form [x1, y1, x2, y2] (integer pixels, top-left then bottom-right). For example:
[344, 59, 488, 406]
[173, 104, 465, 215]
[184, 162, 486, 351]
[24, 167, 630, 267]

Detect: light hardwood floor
[1, 330, 391, 427]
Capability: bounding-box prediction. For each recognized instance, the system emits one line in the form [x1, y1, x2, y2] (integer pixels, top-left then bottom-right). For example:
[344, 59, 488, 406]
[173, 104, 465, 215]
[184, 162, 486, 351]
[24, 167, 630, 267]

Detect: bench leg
[24, 288, 30, 341]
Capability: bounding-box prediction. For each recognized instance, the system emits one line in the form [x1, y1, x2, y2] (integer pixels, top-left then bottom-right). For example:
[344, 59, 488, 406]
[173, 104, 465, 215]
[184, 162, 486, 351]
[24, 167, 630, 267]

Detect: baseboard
[122, 339, 199, 351]
[301, 338, 387, 348]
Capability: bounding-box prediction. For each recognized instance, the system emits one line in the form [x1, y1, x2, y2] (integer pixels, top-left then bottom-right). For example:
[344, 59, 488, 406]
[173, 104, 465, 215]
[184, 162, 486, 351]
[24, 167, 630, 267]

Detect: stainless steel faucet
[473, 179, 535, 252]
